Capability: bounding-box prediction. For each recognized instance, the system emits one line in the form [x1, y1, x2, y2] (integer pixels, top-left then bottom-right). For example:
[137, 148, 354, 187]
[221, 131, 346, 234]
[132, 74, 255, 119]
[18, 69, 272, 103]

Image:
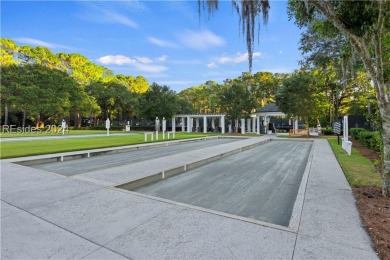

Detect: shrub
[358, 130, 371, 148]
[369, 132, 382, 152]
[357, 130, 382, 152]
[350, 128, 366, 140]
[68, 126, 124, 131]
[130, 126, 156, 131]
[321, 127, 334, 135]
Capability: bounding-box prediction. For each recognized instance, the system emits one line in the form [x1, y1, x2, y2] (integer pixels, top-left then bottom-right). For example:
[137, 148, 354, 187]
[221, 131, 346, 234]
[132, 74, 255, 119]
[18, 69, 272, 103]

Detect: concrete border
[116, 139, 313, 233]
[1, 137, 378, 259]
[8, 136, 240, 166]
[288, 139, 315, 231]
[115, 138, 271, 193]
[115, 188, 295, 233]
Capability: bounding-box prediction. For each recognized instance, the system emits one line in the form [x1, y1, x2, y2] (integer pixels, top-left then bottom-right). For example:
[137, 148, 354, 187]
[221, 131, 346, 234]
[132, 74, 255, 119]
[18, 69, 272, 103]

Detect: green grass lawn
[0, 132, 217, 159]
[326, 137, 382, 188]
[0, 129, 125, 138]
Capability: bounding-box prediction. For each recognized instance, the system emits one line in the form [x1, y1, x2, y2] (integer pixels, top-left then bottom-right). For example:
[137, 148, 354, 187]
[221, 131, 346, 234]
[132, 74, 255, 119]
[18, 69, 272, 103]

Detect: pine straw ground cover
[349, 138, 390, 259]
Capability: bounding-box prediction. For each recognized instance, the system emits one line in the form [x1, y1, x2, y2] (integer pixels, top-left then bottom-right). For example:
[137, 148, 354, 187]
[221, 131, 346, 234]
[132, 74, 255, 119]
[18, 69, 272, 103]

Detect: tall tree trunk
[36, 114, 40, 128]
[77, 113, 81, 127]
[22, 110, 26, 127]
[4, 103, 9, 125]
[380, 102, 390, 197]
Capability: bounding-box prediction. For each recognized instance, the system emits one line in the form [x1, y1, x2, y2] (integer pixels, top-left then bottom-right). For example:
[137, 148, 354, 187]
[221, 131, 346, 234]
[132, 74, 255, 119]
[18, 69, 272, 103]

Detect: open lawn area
[0, 129, 125, 138]
[0, 132, 218, 159]
[326, 136, 382, 187]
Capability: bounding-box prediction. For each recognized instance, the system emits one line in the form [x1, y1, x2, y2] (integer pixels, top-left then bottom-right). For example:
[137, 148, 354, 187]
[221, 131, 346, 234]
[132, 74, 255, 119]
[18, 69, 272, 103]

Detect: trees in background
[137, 83, 181, 120]
[178, 81, 221, 114]
[217, 81, 257, 129]
[1, 64, 91, 127]
[276, 70, 327, 127]
[0, 38, 149, 126]
[288, 0, 390, 196]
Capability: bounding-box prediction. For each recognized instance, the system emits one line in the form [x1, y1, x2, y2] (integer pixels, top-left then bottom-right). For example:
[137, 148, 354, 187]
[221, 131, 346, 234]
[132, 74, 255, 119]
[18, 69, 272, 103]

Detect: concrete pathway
[1, 137, 378, 259]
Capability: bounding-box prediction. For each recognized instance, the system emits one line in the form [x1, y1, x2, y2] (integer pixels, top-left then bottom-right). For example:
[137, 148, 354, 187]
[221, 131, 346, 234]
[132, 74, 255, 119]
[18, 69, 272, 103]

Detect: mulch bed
[349, 138, 390, 259]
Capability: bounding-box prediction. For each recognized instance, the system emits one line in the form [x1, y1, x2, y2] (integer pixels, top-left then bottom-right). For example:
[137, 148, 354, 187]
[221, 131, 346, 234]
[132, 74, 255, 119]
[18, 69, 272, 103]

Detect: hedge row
[69, 126, 125, 131]
[350, 128, 382, 152]
[321, 127, 334, 135]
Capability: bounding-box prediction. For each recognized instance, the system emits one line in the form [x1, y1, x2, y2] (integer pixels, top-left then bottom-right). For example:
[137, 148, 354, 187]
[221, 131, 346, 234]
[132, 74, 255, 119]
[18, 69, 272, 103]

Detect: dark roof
[256, 103, 280, 113]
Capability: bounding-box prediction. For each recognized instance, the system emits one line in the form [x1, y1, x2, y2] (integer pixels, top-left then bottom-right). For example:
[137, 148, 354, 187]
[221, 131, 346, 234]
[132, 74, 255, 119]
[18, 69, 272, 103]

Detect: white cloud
[180, 30, 225, 50]
[106, 12, 138, 28]
[97, 54, 168, 73]
[14, 37, 73, 50]
[218, 52, 261, 65]
[78, 3, 138, 29]
[155, 55, 168, 62]
[207, 62, 218, 69]
[148, 37, 177, 48]
[98, 55, 136, 65]
[136, 56, 153, 64]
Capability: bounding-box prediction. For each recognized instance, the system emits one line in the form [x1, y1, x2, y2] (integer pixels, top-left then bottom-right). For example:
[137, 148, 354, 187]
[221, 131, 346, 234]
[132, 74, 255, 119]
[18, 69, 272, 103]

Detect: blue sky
[1, 0, 304, 92]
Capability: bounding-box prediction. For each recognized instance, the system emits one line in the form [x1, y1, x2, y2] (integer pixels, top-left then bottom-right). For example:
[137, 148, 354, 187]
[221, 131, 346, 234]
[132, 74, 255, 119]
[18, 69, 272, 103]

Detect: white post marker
[221, 115, 225, 134]
[162, 117, 166, 140]
[342, 116, 352, 155]
[167, 131, 175, 139]
[105, 118, 110, 136]
[144, 132, 154, 142]
[155, 117, 159, 140]
[203, 116, 207, 133]
[61, 119, 66, 135]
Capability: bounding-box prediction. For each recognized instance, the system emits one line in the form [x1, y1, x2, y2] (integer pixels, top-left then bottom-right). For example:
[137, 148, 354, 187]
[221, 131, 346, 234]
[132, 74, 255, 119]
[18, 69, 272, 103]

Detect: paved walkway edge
[1, 137, 379, 259]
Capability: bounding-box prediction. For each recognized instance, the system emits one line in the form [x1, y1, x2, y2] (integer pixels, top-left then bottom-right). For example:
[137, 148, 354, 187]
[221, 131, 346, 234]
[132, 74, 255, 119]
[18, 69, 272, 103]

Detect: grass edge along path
[0, 132, 219, 159]
[0, 129, 126, 138]
[326, 137, 382, 188]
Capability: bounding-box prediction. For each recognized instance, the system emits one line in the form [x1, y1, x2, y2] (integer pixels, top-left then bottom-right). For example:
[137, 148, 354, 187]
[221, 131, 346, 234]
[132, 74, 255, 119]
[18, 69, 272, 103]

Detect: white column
[241, 118, 246, 134]
[263, 116, 267, 134]
[252, 117, 256, 133]
[256, 116, 260, 134]
[221, 115, 225, 134]
[181, 118, 185, 132]
[294, 116, 298, 134]
[172, 117, 176, 133]
[211, 118, 215, 130]
[247, 118, 251, 133]
[343, 116, 349, 140]
[187, 116, 191, 133]
[203, 116, 207, 133]
[162, 117, 166, 139]
[235, 119, 239, 133]
[196, 118, 200, 132]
